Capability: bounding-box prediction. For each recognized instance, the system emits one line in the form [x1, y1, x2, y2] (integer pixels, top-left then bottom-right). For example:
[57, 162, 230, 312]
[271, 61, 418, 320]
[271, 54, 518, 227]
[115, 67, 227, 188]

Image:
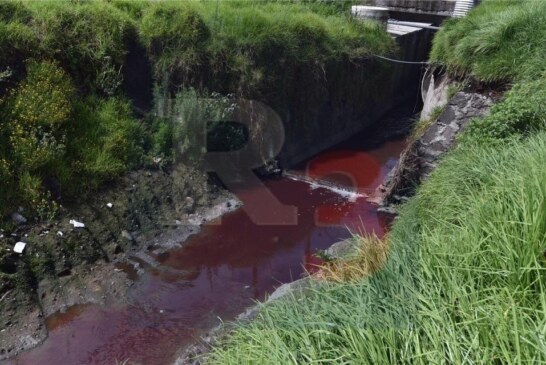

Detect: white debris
[69, 219, 85, 228]
[13, 242, 26, 254]
[106, 203, 113, 208]
[152, 157, 162, 164]
[57, 231, 63, 237]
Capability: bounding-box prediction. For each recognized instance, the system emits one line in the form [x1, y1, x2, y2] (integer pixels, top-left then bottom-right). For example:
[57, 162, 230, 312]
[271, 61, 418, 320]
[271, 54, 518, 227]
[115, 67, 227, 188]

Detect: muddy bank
[0, 164, 240, 360]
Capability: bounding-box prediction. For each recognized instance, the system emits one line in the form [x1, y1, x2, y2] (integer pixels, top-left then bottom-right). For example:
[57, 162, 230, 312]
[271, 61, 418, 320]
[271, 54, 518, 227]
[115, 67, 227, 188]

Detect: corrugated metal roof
[453, 0, 476, 17]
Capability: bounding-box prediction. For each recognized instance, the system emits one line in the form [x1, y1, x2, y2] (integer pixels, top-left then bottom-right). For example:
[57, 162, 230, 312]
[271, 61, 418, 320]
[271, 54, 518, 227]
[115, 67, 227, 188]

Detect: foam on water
[283, 172, 366, 202]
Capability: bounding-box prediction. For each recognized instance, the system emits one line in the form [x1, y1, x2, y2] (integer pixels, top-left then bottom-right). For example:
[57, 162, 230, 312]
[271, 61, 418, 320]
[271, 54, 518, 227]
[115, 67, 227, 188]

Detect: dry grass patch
[317, 234, 388, 283]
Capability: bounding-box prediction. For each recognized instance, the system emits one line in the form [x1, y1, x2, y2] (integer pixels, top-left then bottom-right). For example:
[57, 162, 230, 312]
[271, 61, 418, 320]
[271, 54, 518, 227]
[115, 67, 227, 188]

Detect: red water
[8, 137, 406, 365]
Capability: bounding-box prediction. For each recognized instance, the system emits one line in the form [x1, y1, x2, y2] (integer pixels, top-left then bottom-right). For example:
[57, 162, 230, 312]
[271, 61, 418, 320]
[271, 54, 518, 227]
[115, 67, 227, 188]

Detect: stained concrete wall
[277, 26, 433, 167]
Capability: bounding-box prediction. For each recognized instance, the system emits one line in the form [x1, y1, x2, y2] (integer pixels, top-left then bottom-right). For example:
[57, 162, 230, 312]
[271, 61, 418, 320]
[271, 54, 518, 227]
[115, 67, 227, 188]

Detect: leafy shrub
[151, 117, 174, 158]
[0, 60, 73, 215]
[0, 60, 143, 212]
[5, 60, 73, 170]
[67, 96, 144, 190]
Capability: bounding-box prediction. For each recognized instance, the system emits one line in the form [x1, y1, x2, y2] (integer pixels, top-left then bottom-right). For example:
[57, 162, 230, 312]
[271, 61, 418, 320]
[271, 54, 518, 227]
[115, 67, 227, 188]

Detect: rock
[381, 91, 495, 204]
[11, 212, 27, 225]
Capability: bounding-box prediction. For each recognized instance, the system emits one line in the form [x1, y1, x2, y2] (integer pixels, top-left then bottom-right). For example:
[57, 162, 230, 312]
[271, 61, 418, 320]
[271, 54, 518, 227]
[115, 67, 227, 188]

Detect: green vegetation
[410, 105, 445, 140]
[430, 0, 546, 83]
[139, 1, 393, 123]
[209, 1, 546, 363]
[462, 77, 546, 144]
[0, 0, 392, 218]
[431, 0, 546, 145]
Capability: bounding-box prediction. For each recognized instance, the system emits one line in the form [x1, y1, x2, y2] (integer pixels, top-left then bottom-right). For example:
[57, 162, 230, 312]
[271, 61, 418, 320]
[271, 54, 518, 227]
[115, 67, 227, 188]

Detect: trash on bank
[13, 242, 26, 254]
[69, 220, 85, 228]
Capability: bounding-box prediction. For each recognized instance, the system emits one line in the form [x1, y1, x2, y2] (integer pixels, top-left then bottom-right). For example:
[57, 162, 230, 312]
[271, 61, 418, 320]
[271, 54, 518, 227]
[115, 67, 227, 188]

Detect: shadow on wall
[123, 37, 154, 113]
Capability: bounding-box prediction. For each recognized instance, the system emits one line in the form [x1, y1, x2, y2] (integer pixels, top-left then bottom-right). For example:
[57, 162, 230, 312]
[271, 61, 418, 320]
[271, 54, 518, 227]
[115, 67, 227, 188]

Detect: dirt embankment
[0, 164, 240, 360]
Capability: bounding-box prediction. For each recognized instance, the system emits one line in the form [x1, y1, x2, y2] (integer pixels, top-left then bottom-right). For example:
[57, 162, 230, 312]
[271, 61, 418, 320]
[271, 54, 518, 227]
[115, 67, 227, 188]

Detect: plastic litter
[69, 219, 85, 228]
[13, 242, 26, 254]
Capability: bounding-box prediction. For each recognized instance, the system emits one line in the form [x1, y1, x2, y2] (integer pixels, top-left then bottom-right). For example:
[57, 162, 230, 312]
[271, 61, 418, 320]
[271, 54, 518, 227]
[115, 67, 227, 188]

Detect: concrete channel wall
[278, 24, 433, 167]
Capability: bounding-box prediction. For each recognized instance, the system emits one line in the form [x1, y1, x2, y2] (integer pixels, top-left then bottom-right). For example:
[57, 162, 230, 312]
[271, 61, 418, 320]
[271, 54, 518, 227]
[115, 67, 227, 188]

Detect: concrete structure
[278, 22, 433, 167]
[375, 0, 456, 16]
[453, 0, 478, 17]
[352, 6, 390, 27]
[370, 0, 478, 24]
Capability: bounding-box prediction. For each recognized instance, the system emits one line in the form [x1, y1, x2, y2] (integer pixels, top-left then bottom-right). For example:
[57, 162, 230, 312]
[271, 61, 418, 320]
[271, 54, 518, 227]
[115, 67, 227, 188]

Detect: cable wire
[372, 54, 430, 65]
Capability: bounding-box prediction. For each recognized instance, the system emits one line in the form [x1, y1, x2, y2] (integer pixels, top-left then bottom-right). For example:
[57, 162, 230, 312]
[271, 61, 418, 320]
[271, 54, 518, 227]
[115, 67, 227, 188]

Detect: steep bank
[0, 0, 395, 217]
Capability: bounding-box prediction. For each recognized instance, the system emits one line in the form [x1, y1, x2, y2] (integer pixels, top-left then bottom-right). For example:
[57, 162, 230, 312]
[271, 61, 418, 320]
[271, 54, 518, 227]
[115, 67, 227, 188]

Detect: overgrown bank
[0, 0, 394, 286]
[208, 1, 546, 363]
[0, 0, 396, 358]
[0, 0, 393, 218]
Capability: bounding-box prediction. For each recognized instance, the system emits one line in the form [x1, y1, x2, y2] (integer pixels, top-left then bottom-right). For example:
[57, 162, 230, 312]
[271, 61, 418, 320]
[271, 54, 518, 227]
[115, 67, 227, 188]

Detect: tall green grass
[209, 131, 546, 365]
[430, 0, 546, 83]
[432, 0, 546, 144]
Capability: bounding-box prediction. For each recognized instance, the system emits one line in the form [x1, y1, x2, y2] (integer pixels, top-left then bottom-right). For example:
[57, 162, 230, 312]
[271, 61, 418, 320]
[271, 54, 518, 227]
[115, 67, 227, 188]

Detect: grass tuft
[317, 234, 389, 283]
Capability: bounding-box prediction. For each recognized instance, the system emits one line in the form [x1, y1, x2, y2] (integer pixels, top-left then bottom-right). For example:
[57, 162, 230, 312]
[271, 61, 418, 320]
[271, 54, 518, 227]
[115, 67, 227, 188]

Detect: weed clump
[0, 60, 74, 216]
